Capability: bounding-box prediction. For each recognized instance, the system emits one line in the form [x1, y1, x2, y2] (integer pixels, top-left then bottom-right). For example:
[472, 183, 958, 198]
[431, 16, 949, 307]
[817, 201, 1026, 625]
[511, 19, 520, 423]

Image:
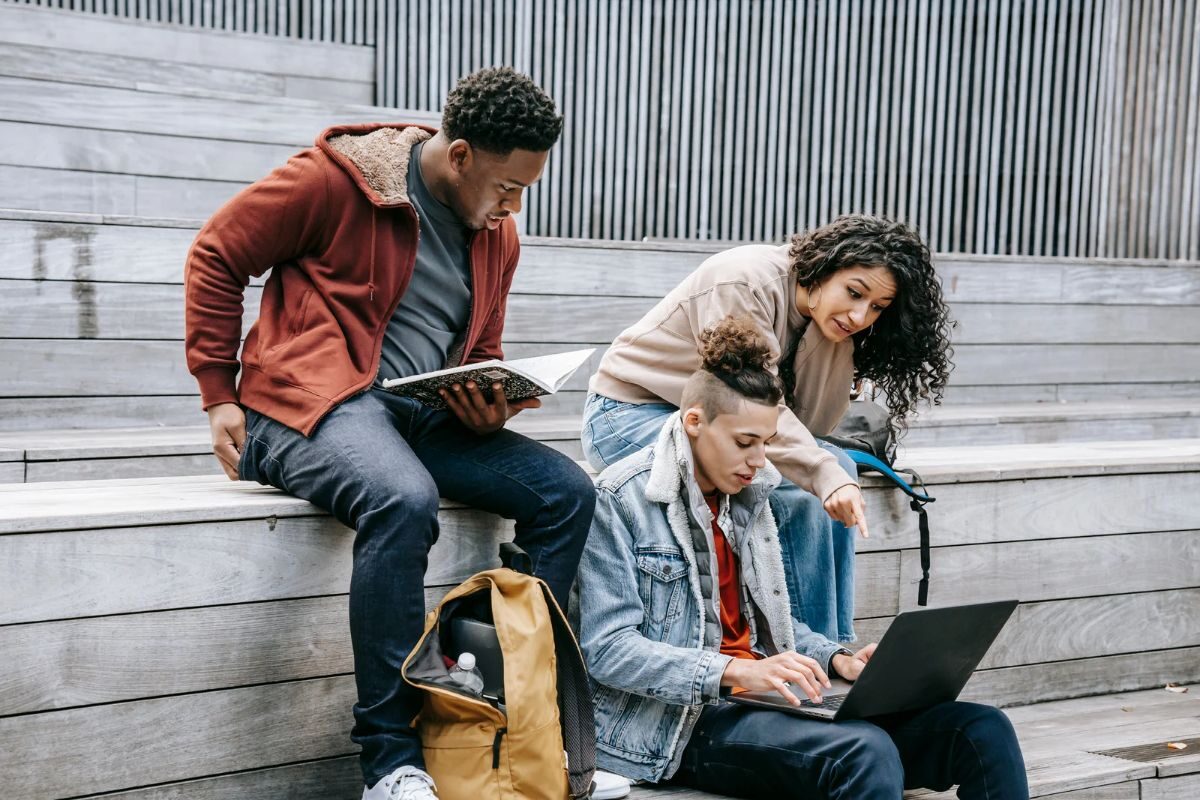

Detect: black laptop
[728, 600, 1018, 721]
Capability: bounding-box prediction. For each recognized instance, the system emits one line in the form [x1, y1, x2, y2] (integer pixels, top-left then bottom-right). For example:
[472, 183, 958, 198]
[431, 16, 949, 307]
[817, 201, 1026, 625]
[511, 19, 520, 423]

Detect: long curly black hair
[788, 215, 955, 437]
[441, 66, 563, 154]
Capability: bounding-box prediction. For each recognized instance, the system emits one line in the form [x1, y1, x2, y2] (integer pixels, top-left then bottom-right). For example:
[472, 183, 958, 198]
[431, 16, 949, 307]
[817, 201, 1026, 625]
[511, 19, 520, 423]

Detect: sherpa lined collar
[322, 123, 434, 207]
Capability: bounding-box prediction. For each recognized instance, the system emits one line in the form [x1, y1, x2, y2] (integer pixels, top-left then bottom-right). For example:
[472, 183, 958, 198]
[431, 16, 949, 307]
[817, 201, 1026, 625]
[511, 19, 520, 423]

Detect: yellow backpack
[402, 554, 596, 800]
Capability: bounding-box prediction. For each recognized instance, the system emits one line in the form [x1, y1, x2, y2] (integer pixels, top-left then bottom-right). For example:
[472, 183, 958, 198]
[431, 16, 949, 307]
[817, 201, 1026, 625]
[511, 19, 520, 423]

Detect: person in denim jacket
[577, 317, 1027, 799]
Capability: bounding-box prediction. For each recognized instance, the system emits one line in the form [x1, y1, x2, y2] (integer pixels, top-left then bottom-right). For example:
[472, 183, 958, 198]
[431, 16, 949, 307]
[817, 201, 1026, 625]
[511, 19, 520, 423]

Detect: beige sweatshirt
[589, 244, 857, 501]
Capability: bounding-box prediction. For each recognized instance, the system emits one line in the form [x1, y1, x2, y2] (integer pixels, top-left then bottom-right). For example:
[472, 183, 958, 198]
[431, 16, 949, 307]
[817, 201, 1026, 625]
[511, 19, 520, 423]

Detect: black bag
[821, 400, 935, 606]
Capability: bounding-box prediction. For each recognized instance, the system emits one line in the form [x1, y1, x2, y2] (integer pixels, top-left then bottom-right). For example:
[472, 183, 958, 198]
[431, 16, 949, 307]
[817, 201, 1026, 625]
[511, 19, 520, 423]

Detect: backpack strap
[542, 584, 597, 799]
[843, 450, 934, 607]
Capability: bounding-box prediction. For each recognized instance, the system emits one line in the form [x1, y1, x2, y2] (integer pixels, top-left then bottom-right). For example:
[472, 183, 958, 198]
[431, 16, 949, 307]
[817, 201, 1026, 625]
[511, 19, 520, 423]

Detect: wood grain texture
[80, 756, 362, 800]
[0, 76, 428, 148]
[0, 674, 358, 800]
[897, 530, 1200, 610]
[962, 647, 1200, 707]
[0, 42, 286, 96]
[0, 120, 296, 183]
[0, 511, 510, 623]
[0, 3, 374, 80]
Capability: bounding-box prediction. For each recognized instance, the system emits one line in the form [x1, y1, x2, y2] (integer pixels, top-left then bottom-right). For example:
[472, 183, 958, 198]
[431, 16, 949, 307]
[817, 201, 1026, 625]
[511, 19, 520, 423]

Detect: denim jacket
[576, 412, 847, 783]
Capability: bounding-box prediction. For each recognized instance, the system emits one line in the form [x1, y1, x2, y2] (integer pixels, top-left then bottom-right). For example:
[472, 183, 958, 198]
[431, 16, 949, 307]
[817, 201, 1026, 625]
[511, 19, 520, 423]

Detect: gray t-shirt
[377, 141, 473, 382]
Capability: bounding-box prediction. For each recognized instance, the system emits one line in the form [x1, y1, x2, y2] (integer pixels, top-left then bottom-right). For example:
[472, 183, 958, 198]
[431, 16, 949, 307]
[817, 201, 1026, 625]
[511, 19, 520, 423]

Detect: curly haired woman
[583, 214, 954, 643]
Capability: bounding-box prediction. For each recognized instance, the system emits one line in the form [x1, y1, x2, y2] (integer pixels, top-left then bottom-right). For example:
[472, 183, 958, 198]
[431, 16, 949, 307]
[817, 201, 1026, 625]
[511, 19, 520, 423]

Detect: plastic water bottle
[448, 651, 486, 696]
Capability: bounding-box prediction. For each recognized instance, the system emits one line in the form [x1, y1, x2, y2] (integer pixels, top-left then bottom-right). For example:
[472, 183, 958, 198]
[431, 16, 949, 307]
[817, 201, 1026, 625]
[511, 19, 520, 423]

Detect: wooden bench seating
[2, 11, 1197, 795]
[1, 441, 1198, 798]
[3, 209, 1198, 431]
[4, 400, 1200, 482]
[0, 441, 1195, 796]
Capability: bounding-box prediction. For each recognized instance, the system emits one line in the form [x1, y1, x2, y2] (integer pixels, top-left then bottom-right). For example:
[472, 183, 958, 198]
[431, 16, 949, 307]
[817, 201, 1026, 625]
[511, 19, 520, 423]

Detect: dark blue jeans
[238, 388, 595, 786]
[671, 700, 1029, 799]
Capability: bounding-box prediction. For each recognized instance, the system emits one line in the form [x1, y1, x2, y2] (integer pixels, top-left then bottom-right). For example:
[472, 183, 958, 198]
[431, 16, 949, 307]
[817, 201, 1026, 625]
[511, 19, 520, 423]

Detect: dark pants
[238, 388, 595, 785]
[671, 700, 1029, 800]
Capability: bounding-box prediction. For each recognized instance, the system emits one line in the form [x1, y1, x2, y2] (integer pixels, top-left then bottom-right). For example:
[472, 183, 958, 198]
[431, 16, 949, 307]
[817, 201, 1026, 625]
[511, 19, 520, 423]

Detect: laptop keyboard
[801, 694, 847, 711]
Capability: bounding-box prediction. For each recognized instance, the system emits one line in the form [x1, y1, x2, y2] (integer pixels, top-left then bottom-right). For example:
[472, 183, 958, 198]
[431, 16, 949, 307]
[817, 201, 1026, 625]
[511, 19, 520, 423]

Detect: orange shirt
[705, 494, 758, 661]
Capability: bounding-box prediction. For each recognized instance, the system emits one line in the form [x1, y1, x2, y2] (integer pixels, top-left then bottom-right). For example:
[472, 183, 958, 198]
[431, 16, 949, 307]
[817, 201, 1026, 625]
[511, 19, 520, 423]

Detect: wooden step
[2, 403, 1199, 483]
[0, 74, 434, 218]
[0, 440, 1196, 798]
[0, 416, 583, 482]
[621, 687, 1200, 799]
[0, 4, 375, 101]
[2, 209, 1198, 429]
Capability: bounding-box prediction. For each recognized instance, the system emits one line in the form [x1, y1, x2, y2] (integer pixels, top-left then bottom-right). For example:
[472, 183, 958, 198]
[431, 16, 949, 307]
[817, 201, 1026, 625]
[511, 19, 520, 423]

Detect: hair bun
[698, 315, 775, 377]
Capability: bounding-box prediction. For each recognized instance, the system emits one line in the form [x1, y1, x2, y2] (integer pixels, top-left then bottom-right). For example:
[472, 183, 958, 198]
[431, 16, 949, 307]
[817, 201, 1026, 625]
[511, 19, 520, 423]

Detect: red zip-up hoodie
[184, 123, 520, 435]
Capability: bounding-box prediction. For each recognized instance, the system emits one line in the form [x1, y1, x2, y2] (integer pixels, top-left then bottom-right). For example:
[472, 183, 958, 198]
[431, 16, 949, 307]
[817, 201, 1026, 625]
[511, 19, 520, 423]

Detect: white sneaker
[362, 765, 438, 800]
[591, 769, 631, 799]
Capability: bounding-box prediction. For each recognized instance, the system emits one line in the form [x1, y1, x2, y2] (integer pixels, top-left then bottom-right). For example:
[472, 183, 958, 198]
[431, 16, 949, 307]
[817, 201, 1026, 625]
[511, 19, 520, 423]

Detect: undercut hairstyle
[681, 316, 784, 422]
[787, 214, 955, 437]
[440, 66, 563, 155]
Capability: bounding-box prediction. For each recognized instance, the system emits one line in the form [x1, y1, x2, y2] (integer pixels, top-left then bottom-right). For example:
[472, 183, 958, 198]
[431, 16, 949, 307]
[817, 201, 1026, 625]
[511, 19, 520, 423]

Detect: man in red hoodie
[184, 68, 595, 800]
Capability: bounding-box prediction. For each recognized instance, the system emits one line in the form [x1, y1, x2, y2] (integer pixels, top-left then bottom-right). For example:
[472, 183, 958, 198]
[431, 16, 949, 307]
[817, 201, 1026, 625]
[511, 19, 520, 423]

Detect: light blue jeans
[581, 392, 857, 642]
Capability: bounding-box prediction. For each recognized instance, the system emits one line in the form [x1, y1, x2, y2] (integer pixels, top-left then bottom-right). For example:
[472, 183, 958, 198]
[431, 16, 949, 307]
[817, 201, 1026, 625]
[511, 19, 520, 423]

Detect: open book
[380, 348, 596, 410]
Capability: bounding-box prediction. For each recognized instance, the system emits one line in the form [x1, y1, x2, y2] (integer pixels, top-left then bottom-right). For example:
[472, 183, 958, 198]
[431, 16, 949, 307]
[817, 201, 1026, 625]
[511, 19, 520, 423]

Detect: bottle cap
[457, 652, 476, 671]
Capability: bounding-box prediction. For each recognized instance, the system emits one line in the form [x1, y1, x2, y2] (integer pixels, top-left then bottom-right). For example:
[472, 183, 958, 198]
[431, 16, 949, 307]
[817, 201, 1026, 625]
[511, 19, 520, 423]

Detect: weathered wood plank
[0, 512, 506, 624]
[3, 213, 1197, 305]
[856, 588, 1200, 671]
[1142, 774, 1200, 800]
[918, 775, 1141, 800]
[0, 164, 136, 216]
[24, 453, 224, 482]
[85, 756, 362, 800]
[948, 344, 1200, 386]
[133, 174, 251, 219]
[282, 74, 374, 104]
[8, 279, 1200, 346]
[0, 463, 23, 483]
[0, 76, 430, 148]
[0, 42, 285, 97]
[982, 589, 1200, 669]
[859, 469, 1200, 553]
[0, 396, 202, 432]
[0, 217, 200, 284]
[0, 674, 357, 800]
[0, 119, 296, 183]
[0, 3, 375, 81]
[963, 647, 1200, 708]
[898, 530, 1200, 609]
[0, 595, 352, 715]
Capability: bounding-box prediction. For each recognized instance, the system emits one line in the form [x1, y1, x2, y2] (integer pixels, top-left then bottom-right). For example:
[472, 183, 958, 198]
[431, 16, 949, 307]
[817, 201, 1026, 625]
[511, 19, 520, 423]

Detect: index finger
[852, 494, 871, 539]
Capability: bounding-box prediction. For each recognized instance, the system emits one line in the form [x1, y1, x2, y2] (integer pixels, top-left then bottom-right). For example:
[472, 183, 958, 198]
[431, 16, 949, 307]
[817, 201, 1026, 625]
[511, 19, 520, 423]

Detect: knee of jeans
[958, 703, 1019, 748]
[839, 724, 904, 788]
[547, 460, 598, 523]
[362, 474, 440, 535]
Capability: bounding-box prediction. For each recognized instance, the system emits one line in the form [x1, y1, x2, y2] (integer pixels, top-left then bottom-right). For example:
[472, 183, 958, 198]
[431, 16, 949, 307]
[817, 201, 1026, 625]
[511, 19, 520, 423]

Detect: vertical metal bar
[800, 0, 818, 230]
[1180, 0, 1200, 259]
[998, 0, 1027, 254]
[1160, 0, 1184, 259]
[912, 0, 933, 238]
[882, 0, 901, 221]
[1067, 0, 1093, 257]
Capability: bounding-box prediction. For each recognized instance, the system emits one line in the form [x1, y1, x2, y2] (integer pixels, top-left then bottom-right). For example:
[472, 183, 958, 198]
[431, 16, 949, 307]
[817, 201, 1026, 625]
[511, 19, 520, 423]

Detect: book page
[506, 348, 595, 392]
